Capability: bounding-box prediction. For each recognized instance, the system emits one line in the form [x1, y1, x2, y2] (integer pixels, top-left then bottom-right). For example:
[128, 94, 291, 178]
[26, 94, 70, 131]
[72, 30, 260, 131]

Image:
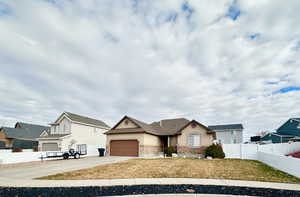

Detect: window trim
[187, 134, 201, 147]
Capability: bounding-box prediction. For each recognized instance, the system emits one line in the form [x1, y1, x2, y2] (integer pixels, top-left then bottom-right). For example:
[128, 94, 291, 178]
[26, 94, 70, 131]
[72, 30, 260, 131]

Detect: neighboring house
[38, 112, 110, 152]
[105, 116, 215, 157]
[0, 122, 49, 149]
[208, 124, 244, 144]
[261, 118, 300, 143]
[0, 141, 5, 148]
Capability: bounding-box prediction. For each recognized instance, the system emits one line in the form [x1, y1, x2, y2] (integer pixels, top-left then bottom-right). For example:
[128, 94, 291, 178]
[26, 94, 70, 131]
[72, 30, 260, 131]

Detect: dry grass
[38, 158, 300, 184]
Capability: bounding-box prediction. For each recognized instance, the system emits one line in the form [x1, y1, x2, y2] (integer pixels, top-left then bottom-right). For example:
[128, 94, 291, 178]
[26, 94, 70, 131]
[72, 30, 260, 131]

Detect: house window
[94, 128, 99, 133]
[297, 123, 300, 129]
[52, 126, 56, 134]
[187, 134, 200, 147]
[124, 120, 129, 125]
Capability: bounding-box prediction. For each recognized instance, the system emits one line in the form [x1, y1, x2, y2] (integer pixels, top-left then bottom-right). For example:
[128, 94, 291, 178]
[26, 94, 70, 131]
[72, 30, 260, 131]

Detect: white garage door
[42, 143, 59, 151]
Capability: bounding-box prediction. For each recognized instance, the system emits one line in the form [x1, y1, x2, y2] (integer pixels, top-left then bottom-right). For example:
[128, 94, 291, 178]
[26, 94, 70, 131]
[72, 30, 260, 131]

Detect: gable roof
[109, 116, 160, 135]
[53, 112, 110, 128]
[1, 126, 47, 140]
[150, 118, 190, 134]
[208, 124, 243, 131]
[105, 116, 211, 136]
[1, 122, 50, 140]
[176, 120, 212, 134]
[0, 121, 50, 140]
[277, 118, 300, 136]
[292, 118, 300, 122]
[16, 122, 49, 133]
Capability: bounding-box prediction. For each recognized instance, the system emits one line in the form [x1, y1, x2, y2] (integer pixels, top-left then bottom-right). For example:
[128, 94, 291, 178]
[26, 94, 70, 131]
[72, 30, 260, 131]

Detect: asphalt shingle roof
[1, 122, 49, 139]
[208, 124, 243, 131]
[106, 116, 210, 136]
[151, 118, 190, 132]
[2, 127, 28, 139]
[64, 112, 110, 128]
[17, 122, 49, 133]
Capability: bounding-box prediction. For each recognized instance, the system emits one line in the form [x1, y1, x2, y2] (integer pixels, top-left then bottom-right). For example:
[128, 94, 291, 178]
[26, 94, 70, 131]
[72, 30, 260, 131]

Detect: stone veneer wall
[140, 145, 163, 157]
[177, 146, 207, 155]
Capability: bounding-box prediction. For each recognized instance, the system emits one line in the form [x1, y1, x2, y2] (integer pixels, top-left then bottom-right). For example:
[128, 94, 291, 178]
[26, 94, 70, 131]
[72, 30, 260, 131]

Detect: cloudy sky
[0, 0, 300, 140]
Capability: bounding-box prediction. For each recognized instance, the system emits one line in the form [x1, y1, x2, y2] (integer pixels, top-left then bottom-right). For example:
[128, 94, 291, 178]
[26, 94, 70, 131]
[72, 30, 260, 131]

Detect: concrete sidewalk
[0, 156, 299, 193]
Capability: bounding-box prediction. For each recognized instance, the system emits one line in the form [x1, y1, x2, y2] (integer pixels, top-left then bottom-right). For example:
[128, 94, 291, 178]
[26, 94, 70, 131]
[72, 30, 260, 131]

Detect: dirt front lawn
[38, 158, 300, 184]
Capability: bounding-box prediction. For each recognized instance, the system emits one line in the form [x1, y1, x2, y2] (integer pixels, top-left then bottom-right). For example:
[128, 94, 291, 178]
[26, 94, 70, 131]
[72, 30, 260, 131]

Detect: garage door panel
[110, 140, 138, 156]
[42, 143, 59, 151]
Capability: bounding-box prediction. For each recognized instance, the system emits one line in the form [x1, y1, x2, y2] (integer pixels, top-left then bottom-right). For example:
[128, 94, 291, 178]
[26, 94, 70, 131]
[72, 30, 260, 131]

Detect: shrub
[164, 146, 175, 157]
[205, 144, 225, 158]
[12, 147, 23, 152]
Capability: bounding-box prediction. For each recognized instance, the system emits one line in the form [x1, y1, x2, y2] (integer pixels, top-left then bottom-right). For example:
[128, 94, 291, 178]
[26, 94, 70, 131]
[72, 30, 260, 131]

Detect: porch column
[168, 136, 170, 147]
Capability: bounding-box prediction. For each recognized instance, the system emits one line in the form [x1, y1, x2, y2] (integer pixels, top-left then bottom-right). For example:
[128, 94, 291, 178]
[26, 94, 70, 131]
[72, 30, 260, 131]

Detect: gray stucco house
[208, 124, 244, 144]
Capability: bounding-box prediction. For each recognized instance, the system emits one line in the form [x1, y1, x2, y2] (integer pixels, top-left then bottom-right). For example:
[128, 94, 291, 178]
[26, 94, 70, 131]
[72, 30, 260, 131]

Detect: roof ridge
[208, 124, 244, 130]
[17, 122, 49, 127]
[159, 117, 189, 121]
[126, 116, 150, 126]
[208, 123, 243, 126]
[291, 118, 300, 122]
[125, 116, 160, 135]
[64, 111, 110, 128]
[65, 111, 99, 121]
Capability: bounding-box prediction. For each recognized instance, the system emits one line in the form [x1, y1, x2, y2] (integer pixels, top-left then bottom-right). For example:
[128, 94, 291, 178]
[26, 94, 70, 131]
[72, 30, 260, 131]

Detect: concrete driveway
[0, 156, 131, 180]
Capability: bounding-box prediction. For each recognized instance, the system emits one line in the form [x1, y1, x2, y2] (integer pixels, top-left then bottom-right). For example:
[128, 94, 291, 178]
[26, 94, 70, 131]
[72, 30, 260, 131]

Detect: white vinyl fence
[223, 142, 300, 178]
[222, 144, 258, 160]
[0, 152, 47, 164]
[223, 142, 300, 159]
[258, 152, 300, 178]
[0, 145, 102, 164]
[0, 149, 34, 153]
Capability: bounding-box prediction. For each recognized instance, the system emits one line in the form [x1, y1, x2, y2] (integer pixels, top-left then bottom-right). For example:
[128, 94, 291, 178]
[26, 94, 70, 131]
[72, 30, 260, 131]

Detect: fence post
[240, 143, 242, 159]
[257, 144, 259, 159]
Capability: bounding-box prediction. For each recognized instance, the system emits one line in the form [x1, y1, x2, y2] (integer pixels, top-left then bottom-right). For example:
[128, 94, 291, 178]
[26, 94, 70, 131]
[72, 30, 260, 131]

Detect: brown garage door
[110, 140, 139, 156]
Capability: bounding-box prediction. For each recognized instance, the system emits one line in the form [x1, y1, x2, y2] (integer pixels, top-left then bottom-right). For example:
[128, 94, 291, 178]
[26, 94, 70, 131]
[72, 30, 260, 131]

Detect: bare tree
[256, 130, 269, 137]
[68, 139, 77, 149]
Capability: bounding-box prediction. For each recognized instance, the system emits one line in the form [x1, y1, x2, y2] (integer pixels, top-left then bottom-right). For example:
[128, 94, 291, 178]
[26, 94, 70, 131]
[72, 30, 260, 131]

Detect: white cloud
[0, 0, 300, 140]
